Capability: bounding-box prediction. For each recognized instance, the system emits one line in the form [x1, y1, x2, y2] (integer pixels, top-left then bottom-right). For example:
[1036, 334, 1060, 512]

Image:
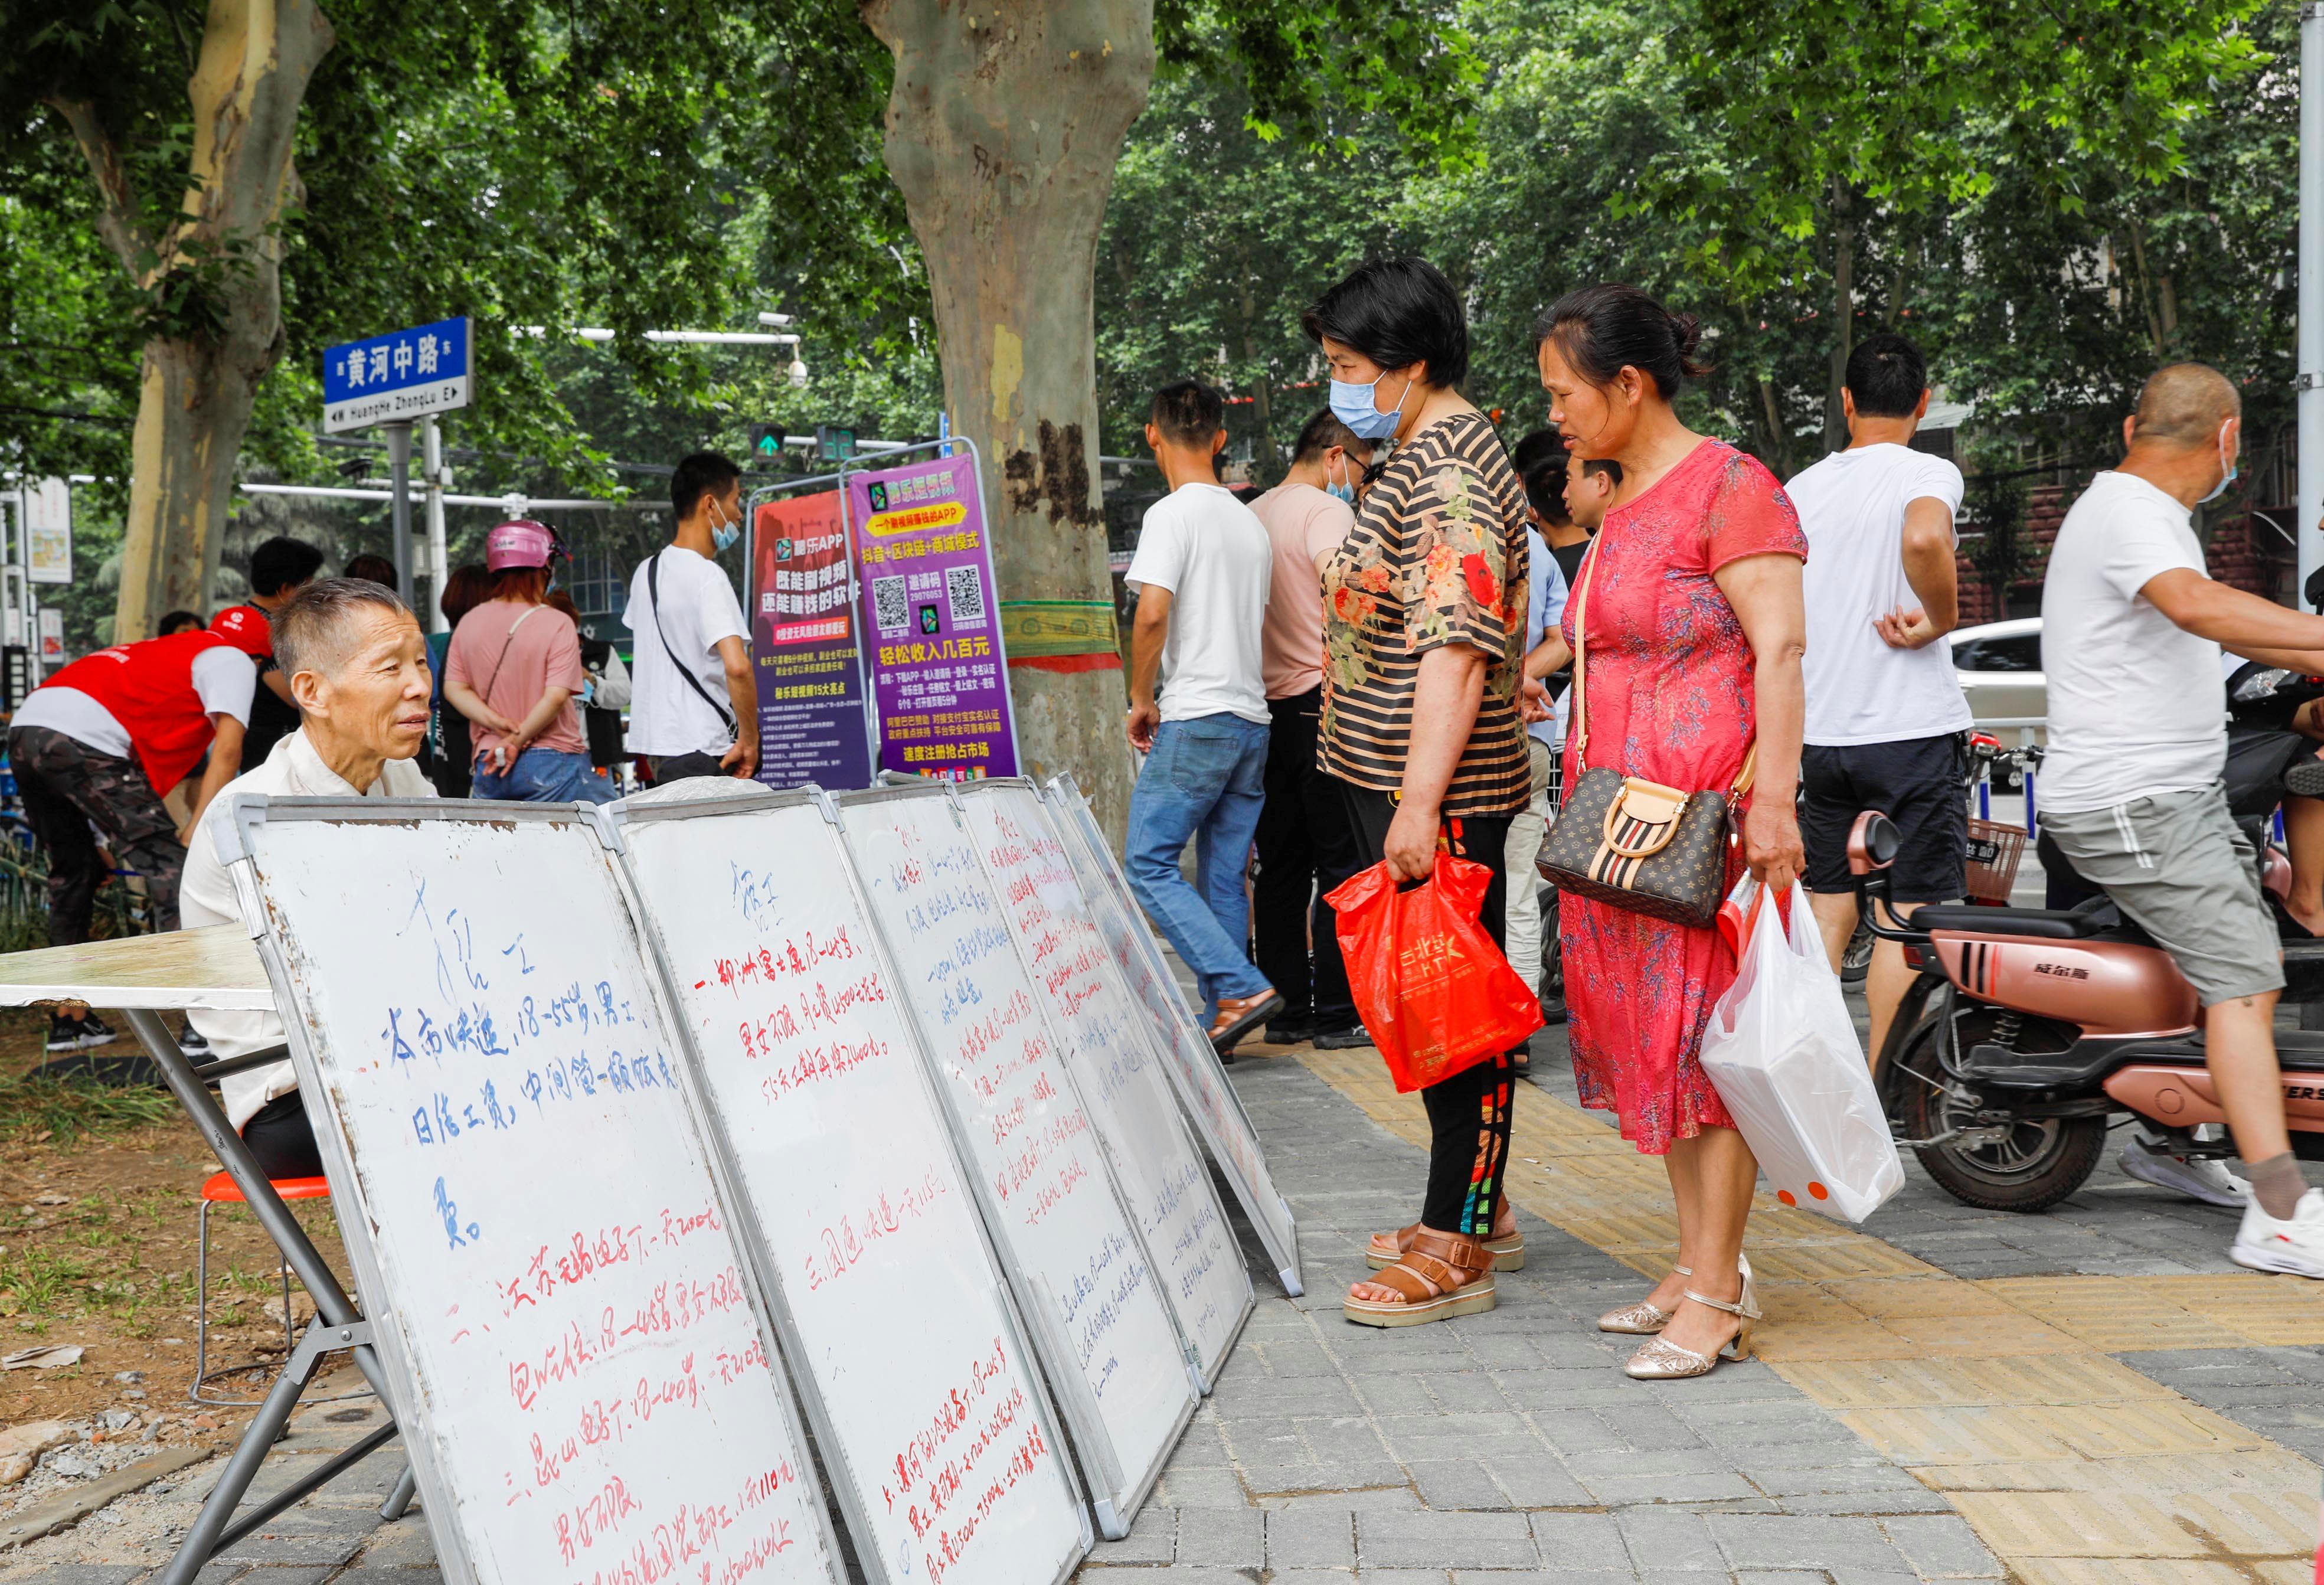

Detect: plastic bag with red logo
[1324, 854, 1545, 1093]
[1699, 877, 1902, 1223]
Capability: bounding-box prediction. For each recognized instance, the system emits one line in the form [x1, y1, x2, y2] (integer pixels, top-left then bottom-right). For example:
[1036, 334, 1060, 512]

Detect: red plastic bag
[1325, 854, 1545, 1093]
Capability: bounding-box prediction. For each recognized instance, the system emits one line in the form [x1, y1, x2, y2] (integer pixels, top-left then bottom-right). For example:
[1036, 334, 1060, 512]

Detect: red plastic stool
[194, 1172, 359, 1406]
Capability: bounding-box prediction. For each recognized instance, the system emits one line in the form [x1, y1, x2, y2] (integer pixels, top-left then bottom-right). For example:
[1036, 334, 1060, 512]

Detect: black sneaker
[44, 1014, 83, 1053]
[1312, 1024, 1374, 1051]
[177, 1024, 210, 1057]
[1263, 1015, 1315, 1046]
[74, 1014, 117, 1050]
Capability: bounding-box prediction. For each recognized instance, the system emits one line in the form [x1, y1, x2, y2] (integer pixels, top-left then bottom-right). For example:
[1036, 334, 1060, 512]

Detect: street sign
[815, 424, 855, 463]
[23, 478, 70, 584]
[321, 316, 470, 434]
[748, 423, 786, 463]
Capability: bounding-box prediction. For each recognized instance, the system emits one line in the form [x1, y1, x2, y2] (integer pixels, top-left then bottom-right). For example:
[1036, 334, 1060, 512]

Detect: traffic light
[748, 423, 787, 462]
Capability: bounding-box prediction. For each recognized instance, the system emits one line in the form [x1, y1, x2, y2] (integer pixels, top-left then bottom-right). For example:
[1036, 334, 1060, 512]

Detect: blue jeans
[1125, 713, 1273, 1018]
[472, 747, 617, 805]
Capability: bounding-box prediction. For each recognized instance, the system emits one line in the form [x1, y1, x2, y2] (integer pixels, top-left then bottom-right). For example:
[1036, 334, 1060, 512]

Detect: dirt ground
[0, 1005, 354, 1452]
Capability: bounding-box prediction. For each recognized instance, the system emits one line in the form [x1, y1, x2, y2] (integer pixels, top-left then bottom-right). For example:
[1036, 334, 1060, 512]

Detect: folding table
[0, 925, 412, 1585]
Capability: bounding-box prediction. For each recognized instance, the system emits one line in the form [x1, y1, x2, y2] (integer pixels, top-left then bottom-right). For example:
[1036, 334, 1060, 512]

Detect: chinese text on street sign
[322, 317, 471, 433]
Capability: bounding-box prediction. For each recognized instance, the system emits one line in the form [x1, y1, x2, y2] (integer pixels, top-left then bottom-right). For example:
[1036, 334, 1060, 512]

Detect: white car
[1949, 616, 2044, 742]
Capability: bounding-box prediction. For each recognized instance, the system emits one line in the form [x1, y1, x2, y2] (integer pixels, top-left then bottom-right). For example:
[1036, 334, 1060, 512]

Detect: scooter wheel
[1896, 1022, 2106, 1213]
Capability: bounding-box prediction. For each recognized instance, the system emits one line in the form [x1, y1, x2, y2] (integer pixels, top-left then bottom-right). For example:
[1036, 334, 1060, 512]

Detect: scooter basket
[1963, 818, 2026, 905]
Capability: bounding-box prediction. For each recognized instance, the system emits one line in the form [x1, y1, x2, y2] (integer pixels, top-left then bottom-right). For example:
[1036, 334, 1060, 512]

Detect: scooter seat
[1908, 902, 2114, 940]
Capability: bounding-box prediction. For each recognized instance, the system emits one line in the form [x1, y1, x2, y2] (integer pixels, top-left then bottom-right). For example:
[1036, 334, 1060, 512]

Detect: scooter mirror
[1847, 811, 1900, 875]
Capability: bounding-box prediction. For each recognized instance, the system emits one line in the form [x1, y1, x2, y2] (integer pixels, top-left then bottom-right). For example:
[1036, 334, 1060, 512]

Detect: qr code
[945, 564, 987, 628]
[871, 574, 908, 636]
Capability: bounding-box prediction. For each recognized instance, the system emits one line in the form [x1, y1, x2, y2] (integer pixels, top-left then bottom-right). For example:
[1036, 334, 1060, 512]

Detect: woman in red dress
[1529, 284, 1808, 1380]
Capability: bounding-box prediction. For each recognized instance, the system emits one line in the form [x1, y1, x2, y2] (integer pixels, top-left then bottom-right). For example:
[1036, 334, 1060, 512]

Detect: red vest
[37, 631, 244, 796]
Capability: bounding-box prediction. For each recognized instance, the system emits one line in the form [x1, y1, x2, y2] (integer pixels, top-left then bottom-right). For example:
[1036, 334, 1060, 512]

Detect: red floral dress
[1558, 440, 1806, 1155]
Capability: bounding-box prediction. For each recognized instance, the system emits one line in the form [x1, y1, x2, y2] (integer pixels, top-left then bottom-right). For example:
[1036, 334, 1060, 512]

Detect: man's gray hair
[273, 577, 414, 686]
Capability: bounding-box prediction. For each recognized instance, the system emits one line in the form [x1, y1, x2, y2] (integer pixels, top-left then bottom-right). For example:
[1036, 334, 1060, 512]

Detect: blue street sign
[321, 316, 472, 433]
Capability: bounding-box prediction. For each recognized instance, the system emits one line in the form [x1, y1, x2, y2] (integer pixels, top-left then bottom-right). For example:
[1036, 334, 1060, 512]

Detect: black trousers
[243, 1091, 325, 1180]
[648, 751, 733, 785]
[1253, 691, 1361, 1030]
[1338, 781, 1516, 1238]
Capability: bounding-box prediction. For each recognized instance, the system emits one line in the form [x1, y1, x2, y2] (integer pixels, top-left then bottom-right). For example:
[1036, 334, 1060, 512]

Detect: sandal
[1344, 1230, 1498, 1328]
[1365, 1222, 1525, 1272]
[1598, 1264, 1691, 1334]
[1623, 1262, 1760, 1380]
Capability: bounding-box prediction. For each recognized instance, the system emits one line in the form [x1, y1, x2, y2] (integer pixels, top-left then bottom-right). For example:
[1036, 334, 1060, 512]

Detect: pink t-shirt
[1251, 482, 1355, 700]
[444, 600, 589, 761]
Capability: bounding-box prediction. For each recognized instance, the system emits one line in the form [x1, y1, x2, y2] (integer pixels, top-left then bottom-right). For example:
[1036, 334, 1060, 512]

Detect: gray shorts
[2041, 784, 2284, 1006]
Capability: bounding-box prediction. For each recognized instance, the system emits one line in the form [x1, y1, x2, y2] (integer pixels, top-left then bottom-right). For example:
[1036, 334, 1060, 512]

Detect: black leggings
[241, 1091, 325, 1180]
[1336, 783, 1518, 1238]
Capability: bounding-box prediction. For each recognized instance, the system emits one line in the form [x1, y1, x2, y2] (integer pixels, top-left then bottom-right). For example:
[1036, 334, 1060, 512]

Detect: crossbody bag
[646, 551, 738, 739]
[1535, 542, 1753, 929]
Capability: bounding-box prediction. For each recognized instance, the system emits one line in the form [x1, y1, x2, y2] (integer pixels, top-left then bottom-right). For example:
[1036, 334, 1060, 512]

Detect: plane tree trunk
[862, 0, 1154, 841]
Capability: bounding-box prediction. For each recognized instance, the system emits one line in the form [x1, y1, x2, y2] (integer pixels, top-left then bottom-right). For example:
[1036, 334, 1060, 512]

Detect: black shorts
[1801, 732, 1968, 903]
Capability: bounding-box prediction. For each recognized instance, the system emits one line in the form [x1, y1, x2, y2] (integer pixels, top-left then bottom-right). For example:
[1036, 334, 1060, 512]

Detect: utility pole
[385, 421, 415, 610]
[2301, 2, 2323, 602]
[423, 417, 450, 633]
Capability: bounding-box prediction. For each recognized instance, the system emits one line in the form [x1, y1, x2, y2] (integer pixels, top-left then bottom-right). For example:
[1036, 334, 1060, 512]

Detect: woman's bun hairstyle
[1532, 283, 1714, 400]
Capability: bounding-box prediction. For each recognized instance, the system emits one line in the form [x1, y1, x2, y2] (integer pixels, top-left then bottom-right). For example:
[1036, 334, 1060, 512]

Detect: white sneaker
[2231, 1187, 2324, 1277]
[2119, 1138, 2250, 1208]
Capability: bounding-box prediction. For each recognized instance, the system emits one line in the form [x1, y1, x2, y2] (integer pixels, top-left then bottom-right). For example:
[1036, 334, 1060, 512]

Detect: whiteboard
[835, 786, 1195, 1528]
[227, 798, 845, 1585]
[952, 782, 1256, 1381]
[1040, 777, 1305, 1296]
[608, 787, 1092, 1585]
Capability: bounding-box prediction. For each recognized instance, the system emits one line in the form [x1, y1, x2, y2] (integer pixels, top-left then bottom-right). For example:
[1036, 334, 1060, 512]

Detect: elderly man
[180, 578, 436, 1178]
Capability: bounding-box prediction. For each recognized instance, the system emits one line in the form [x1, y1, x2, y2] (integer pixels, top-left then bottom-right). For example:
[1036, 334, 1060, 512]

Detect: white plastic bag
[1699, 878, 1903, 1223]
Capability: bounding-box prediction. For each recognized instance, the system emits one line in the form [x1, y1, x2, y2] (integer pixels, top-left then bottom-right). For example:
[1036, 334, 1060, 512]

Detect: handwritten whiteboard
[229, 799, 844, 1585]
[1040, 777, 1304, 1295]
[610, 789, 1091, 1585]
[953, 783, 1255, 1384]
[836, 787, 1195, 1529]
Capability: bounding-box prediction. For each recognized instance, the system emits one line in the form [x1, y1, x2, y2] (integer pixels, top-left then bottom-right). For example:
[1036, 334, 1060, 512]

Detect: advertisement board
[747, 489, 874, 790]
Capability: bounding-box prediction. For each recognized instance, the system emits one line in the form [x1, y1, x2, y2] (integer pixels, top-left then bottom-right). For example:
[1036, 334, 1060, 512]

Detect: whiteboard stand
[600, 785, 1097, 1577]
[116, 1008, 413, 1585]
[1040, 774, 1305, 1297]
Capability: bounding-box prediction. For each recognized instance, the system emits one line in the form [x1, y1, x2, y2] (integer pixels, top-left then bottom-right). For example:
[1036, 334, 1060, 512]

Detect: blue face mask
[1325, 452, 1357, 504]
[711, 500, 741, 553]
[1328, 371, 1412, 442]
[2196, 420, 2238, 505]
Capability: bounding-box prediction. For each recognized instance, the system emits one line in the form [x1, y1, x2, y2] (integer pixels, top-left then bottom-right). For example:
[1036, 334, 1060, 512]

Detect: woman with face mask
[1532, 283, 1807, 1380]
[1302, 257, 1537, 1329]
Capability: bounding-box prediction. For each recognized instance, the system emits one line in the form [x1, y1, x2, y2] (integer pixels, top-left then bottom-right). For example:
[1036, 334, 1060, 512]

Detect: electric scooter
[1852, 811, 2324, 1212]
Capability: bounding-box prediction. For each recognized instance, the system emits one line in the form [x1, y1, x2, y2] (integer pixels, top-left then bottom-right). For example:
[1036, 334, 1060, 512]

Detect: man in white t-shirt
[1124, 380, 1279, 1052]
[2042, 362, 2324, 1276]
[1250, 410, 1372, 1049]
[621, 450, 759, 785]
[1787, 333, 1971, 1064]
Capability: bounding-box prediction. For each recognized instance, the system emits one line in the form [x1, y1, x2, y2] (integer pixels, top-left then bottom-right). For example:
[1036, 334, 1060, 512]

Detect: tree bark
[55, 0, 335, 641]
[1823, 181, 1856, 455]
[863, 0, 1153, 842]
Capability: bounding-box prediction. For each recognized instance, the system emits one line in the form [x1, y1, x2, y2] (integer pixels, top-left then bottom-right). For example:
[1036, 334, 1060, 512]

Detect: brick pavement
[2, 1025, 2318, 1583]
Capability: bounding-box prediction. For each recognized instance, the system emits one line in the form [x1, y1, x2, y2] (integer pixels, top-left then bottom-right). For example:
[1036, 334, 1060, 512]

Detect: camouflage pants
[7, 726, 183, 944]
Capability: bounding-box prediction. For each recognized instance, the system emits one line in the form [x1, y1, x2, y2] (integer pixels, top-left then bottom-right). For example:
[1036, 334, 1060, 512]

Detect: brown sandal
[1364, 1222, 1525, 1272]
[1344, 1230, 1498, 1328]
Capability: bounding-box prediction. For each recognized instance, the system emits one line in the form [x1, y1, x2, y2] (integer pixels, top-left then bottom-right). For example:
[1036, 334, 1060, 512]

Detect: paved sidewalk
[2, 1034, 2318, 1583]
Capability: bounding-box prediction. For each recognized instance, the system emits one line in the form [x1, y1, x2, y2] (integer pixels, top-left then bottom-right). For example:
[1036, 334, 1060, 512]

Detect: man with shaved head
[176, 578, 437, 1177]
[2042, 362, 2324, 1274]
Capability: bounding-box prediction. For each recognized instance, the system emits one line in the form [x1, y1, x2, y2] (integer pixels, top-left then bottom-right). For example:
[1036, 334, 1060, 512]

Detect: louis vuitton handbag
[1536, 545, 1753, 929]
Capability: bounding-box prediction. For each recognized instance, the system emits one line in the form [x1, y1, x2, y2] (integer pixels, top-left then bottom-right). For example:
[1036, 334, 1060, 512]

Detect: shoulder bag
[1535, 542, 1753, 929]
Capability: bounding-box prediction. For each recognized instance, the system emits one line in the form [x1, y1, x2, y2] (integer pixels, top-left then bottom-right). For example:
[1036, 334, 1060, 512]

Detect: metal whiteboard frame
[944, 778, 1259, 1385]
[222, 794, 851, 1585]
[1038, 774, 1305, 1296]
[599, 782, 1098, 1574]
[825, 780, 1192, 1535]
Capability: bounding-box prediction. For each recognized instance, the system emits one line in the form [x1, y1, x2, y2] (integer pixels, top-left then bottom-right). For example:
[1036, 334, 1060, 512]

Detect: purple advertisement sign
[747, 489, 875, 790]
[848, 455, 1018, 780]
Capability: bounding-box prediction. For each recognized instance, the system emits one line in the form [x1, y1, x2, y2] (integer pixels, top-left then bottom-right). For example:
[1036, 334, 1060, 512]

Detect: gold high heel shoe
[1597, 1264, 1691, 1334]
[1623, 1259, 1760, 1380]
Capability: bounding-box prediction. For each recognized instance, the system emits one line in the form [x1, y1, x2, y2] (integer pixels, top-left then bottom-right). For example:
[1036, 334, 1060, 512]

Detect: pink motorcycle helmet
[485, 518, 566, 573]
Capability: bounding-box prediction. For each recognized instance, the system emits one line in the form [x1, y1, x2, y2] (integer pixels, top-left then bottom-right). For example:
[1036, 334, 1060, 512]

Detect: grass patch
[0, 1075, 175, 1143]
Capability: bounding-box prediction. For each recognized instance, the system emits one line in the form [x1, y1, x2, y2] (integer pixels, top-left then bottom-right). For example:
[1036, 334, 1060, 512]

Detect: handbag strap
[1569, 538, 1759, 800]
[479, 605, 539, 706]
